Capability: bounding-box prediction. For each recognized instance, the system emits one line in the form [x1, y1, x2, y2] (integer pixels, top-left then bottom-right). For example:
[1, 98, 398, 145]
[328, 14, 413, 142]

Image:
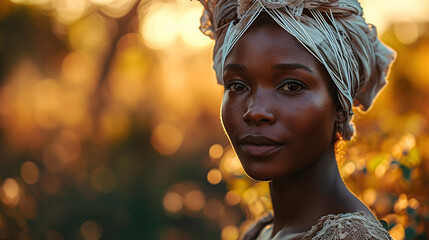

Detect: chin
[240, 163, 277, 182]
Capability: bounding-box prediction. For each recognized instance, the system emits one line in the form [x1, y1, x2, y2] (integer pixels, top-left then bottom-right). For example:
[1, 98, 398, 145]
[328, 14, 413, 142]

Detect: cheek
[220, 95, 238, 137]
[290, 94, 336, 144]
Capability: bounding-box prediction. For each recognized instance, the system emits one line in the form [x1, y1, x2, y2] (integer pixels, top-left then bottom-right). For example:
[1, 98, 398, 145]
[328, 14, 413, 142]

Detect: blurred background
[0, 0, 428, 239]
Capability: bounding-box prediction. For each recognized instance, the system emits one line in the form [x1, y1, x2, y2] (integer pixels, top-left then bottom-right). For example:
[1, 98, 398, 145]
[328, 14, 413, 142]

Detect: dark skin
[221, 15, 375, 238]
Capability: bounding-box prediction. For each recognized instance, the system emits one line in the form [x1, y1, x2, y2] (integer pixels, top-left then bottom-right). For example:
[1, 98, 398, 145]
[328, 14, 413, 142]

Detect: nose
[242, 98, 276, 125]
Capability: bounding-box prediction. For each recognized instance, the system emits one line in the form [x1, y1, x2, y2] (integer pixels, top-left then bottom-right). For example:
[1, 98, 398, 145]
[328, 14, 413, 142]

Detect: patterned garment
[243, 212, 393, 240]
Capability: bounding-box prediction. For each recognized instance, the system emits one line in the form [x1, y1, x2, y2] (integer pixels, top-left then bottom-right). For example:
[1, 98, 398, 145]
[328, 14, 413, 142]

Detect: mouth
[239, 135, 284, 157]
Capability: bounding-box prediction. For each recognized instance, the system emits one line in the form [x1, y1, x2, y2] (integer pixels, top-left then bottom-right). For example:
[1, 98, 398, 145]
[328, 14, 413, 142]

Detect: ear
[335, 105, 347, 123]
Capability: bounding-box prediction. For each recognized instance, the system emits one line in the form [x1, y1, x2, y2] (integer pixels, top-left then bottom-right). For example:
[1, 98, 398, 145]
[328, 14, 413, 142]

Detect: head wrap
[198, 0, 396, 140]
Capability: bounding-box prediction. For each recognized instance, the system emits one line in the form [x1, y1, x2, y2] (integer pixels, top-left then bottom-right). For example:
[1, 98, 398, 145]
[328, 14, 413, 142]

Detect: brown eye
[226, 81, 248, 92]
[278, 81, 304, 92]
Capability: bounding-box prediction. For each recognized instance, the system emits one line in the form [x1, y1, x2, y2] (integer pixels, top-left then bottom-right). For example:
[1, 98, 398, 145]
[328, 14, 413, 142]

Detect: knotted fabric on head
[198, 0, 396, 140]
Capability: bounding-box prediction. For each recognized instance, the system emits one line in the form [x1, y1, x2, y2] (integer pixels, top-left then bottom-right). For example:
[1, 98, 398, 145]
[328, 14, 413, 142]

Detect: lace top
[244, 212, 393, 240]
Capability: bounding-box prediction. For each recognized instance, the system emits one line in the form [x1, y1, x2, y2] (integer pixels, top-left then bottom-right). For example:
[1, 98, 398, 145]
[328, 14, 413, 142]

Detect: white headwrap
[198, 0, 396, 140]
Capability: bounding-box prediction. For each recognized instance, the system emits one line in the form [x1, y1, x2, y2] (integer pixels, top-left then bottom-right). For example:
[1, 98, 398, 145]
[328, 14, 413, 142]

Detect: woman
[197, 0, 396, 239]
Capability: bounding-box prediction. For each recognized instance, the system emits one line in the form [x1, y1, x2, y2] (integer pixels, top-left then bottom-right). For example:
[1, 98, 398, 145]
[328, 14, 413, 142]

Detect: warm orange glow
[2, 0, 429, 238]
[163, 192, 183, 213]
[179, 7, 212, 49]
[151, 123, 183, 155]
[88, 0, 115, 5]
[80, 220, 103, 240]
[209, 144, 224, 159]
[363, 188, 377, 206]
[221, 225, 239, 240]
[57, 131, 81, 162]
[393, 21, 420, 45]
[408, 198, 419, 209]
[32, 79, 61, 129]
[389, 224, 405, 240]
[108, 39, 148, 109]
[20, 161, 40, 184]
[207, 168, 222, 185]
[140, 2, 210, 50]
[100, 0, 135, 18]
[1, 178, 21, 206]
[249, 199, 265, 216]
[55, 0, 89, 24]
[375, 164, 387, 178]
[242, 188, 258, 205]
[361, 0, 429, 34]
[341, 161, 356, 178]
[394, 194, 408, 213]
[61, 51, 97, 92]
[141, 3, 179, 49]
[43, 144, 68, 173]
[220, 149, 245, 176]
[100, 107, 131, 142]
[225, 191, 241, 206]
[184, 190, 206, 211]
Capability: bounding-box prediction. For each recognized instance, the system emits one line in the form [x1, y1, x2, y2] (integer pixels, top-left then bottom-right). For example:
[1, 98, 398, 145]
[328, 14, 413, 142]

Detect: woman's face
[221, 20, 338, 181]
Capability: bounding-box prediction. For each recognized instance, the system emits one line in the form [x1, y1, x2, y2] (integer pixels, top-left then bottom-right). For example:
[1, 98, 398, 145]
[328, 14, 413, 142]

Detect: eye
[277, 80, 305, 92]
[225, 81, 248, 93]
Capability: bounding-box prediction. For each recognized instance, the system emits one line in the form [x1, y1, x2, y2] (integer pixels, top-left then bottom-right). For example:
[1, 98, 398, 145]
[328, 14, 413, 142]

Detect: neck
[268, 145, 346, 236]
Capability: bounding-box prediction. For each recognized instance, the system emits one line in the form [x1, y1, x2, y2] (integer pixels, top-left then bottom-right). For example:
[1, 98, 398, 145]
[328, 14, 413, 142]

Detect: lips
[239, 135, 284, 157]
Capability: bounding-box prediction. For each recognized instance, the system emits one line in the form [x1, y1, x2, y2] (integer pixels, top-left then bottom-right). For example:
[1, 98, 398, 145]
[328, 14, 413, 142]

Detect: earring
[335, 121, 343, 134]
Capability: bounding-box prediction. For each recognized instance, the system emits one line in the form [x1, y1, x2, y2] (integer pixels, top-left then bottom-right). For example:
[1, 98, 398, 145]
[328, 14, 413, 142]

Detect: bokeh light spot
[184, 190, 206, 211]
[100, 0, 135, 18]
[141, 3, 179, 49]
[225, 191, 241, 206]
[221, 225, 239, 240]
[151, 123, 183, 155]
[375, 164, 387, 178]
[207, 168, 222, 185]
[408, 198, 419, 209]
[394, 194, 408, 213]
[55, 0, 89, 24]
[179, 7, 212, 49]
[220, 153, 245, 176]
[163, 192, 183, 213]
[363, 188, 377, 206]
[209, 144, 224, 159]
[242, 188, 258, 205]
[1, 178, 21, 206]
[20, 161, 40, 184]
[393, 21, 419, 45]
[80, 220, 103, 240]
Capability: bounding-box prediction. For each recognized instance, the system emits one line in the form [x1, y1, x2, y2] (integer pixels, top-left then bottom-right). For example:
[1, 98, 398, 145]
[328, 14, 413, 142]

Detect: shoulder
[302, 212, 393, 240]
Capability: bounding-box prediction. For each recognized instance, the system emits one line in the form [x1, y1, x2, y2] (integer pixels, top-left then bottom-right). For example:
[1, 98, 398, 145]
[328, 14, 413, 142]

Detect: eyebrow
[224, 63, 313, 73]
[224, 63, 247, 72]
[273, 63, 313, 73]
